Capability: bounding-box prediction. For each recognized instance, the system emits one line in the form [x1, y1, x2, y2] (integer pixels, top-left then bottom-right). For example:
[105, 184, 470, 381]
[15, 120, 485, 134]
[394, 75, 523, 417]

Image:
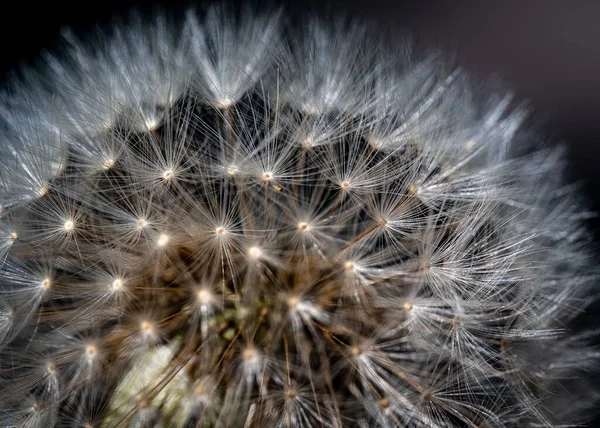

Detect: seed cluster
[0, 6, 597, 428]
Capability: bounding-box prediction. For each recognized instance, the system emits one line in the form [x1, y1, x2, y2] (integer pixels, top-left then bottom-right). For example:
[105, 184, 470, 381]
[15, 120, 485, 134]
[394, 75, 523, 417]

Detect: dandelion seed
[140, 320, 154, 335]
[156, 233, 169, 247]
[63, 219, 75, 232]
[144, 117, 159, 131]
[297, 222, 310, 232]
[85, 344, 97, 361]
[196, 289, 212, 305]
[287, 296, 300, 309]
[216, 97, 234, 110]
[379, 397, 390, 409]
[247, 246, 262, 259]
[110, 278, 123, 290]
[103, 158, 115, 169]
[162, 169, 174, 181]
[37, 184, 50, 197]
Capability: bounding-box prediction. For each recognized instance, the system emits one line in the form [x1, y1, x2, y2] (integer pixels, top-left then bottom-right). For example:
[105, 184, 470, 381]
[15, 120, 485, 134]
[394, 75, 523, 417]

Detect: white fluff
[0, 5, 597, 428]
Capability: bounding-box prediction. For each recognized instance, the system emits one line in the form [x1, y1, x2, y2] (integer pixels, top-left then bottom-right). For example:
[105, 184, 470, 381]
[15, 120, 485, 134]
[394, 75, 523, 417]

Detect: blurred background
[2, 0, 599, 227]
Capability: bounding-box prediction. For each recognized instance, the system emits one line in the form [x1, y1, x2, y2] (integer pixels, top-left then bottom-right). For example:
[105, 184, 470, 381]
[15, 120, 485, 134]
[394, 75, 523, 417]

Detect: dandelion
[0, 5, 597, 428]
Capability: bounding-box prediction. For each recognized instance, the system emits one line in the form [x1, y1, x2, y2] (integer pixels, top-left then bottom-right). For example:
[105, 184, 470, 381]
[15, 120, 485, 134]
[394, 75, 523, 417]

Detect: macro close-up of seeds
[0, 3, 598, 427]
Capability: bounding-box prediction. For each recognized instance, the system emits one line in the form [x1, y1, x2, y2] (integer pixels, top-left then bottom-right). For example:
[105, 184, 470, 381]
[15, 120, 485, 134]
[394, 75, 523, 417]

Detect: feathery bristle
[0, 5, 598, 428]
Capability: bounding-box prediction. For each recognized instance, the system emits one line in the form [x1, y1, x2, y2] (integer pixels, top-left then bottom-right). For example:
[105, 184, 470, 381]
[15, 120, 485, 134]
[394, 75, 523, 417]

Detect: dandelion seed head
[0, 6, 596, 428]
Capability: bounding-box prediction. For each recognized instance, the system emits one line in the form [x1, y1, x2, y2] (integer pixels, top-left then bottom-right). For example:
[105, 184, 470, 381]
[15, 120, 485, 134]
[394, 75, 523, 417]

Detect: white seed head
[0, 6, 595, 428]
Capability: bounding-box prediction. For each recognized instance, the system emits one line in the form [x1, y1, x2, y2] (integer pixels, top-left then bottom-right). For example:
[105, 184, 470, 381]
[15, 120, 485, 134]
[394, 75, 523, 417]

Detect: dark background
[1, 0, 600, 423]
